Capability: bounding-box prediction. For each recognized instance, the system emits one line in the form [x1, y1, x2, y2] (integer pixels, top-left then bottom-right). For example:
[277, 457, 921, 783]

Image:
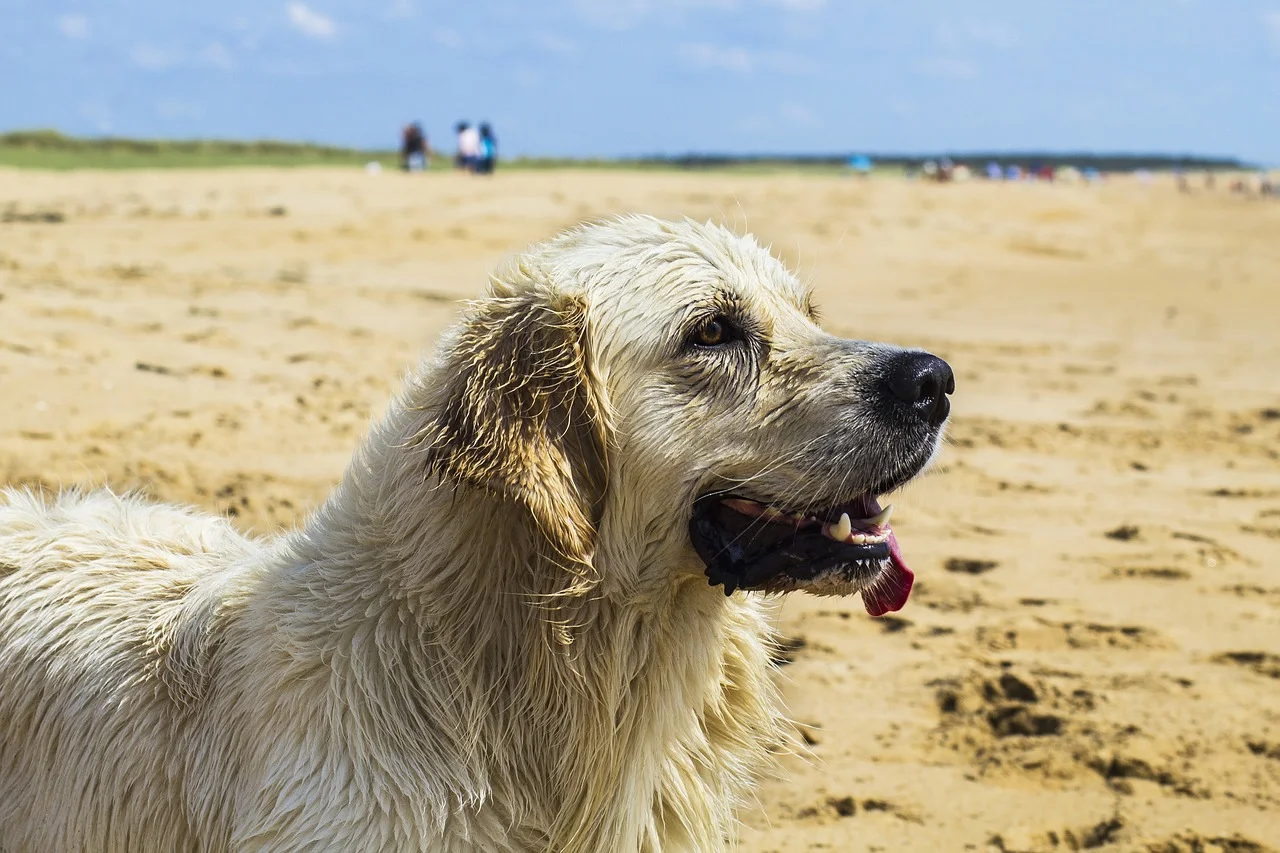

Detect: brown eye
[693, 316, 739, 348]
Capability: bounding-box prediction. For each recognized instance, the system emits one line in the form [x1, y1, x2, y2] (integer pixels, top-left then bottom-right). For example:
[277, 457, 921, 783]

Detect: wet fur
[0, 216, 933, 852]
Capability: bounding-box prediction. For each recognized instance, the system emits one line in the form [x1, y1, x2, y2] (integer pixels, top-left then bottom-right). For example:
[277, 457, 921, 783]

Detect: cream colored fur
[0, 216, 924, 852]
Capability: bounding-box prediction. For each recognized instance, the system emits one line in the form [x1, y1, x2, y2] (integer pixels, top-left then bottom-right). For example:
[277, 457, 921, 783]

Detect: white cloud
[937, 20, 1017, 50]
[57, 14, 90, 39]
[571, 0, 822, 30]
[764, 0, 825, 10]
[575, 0, 741, 30]
[155, 99, 205, 119]
[130, 44, 182, 70]
[230, 16, 267, 50]
[1266, 10, 1280, 49]
[431, 27, 463, 48]
[918, 57, 980, 79]
[201, 42, 235, 70]
[964, 21, 1017, 47]
[576, 0, 655, 30]
[287, 3, 337, 40]
[572, 0, 824, 29]
[530, 31, 576, 56]
[681, 42, 753, 72]
[680, 43, 815, 75]
[127, 42, 234, 72]
[385, 0, 417, 19]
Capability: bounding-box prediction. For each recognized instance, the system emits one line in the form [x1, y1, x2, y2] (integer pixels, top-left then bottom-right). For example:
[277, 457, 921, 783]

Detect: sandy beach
[2, 167, 1278, 852]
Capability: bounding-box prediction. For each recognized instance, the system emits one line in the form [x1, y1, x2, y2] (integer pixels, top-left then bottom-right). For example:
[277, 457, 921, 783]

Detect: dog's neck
[278, 409, 787, 851]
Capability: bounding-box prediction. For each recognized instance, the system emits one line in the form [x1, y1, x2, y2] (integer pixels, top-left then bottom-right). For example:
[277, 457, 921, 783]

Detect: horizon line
[0, 129, 1261, 168]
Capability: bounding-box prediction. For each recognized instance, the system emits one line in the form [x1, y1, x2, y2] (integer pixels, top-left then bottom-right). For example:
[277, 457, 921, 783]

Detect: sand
[2, 167, 1278, 852]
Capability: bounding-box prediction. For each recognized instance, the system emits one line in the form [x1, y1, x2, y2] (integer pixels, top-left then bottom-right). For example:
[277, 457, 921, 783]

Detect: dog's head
[417, 216, 952, 616]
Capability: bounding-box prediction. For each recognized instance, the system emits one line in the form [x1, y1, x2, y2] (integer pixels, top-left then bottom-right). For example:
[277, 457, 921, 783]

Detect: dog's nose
[884, 352, 954, 425]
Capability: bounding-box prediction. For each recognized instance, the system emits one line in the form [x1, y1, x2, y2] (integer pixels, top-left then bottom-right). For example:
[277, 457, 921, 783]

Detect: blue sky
[3, 0, 1279, 162]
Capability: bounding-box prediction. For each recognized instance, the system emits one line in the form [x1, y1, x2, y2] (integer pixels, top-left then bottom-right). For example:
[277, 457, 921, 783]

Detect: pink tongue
[861, 532, 915, 617]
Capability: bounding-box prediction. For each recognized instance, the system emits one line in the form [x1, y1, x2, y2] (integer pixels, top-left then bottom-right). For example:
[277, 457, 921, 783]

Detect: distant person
[477, 123, 497, 174]
[986, 161, 1003, 181]
[400, 122, 428, 172]
[938, 156, 954, 182]
[455, 121, 481, 172]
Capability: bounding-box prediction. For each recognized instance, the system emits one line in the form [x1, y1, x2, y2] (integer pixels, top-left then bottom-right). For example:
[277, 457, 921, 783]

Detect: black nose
[884, 352, 954, 426]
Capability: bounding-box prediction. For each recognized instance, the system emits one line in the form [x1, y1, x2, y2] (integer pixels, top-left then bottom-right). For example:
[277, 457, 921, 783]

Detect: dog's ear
[418, 287, 609, 562]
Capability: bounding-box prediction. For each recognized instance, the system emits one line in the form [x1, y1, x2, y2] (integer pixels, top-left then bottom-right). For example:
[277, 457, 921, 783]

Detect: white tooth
[869, 504, 894, 527]
[851, 533, 867, 545]
[830, 512, 852, 541]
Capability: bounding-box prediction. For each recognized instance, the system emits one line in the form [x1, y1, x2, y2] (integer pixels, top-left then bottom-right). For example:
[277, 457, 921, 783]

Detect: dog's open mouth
[689, 493, 914, 616]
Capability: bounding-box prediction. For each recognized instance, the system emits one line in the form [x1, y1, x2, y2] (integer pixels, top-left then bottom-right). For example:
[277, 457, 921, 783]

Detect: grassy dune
[0, 133, 861, 173]
[0, 130, 396, 170]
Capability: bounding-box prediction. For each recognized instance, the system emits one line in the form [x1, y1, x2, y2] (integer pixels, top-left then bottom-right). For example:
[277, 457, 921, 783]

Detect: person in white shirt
[455, 121, 481, 172]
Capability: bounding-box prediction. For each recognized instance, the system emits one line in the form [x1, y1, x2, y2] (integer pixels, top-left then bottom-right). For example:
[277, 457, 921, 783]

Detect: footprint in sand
[1212, 651, 1280, 680]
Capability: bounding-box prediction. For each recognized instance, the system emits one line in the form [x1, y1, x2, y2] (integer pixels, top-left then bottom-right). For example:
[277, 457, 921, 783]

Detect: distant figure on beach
[400, 122, 428, 172]
[455, 122, 481, 172]
[477, 123, 497, 174]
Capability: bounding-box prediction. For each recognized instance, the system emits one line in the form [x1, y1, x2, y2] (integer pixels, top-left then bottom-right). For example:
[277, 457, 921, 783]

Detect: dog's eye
[692, 316, 737, 348]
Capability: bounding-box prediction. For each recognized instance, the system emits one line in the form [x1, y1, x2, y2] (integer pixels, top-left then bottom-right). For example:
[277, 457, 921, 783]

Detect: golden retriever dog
[0, 216, 953, 852]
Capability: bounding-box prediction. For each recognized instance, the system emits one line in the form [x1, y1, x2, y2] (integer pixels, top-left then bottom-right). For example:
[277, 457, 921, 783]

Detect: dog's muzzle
[689, 494, 914, 615]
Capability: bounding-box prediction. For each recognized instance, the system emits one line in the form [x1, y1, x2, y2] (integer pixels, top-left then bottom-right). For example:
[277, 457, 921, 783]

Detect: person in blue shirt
[477, 123, 497, 174]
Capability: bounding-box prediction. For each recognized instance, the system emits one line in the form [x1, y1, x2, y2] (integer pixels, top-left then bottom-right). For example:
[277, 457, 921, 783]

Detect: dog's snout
[883, 352, 954, 425]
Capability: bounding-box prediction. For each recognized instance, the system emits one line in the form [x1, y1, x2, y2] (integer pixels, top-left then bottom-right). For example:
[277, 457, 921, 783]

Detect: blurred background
[3, 0, 1279, 165]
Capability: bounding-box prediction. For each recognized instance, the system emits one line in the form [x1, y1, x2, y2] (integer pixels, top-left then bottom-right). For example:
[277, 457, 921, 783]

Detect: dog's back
[0, 489, 262, 851]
